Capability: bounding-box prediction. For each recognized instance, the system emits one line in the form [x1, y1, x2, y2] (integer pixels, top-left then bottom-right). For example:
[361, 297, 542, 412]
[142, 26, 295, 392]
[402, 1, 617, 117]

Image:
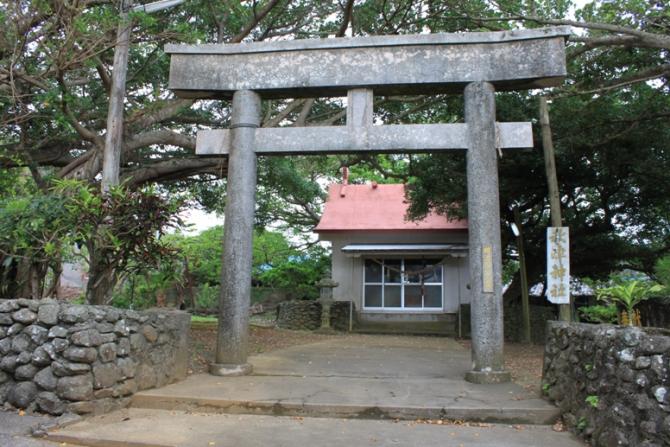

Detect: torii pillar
[464, 82, 509, 383]
[210, 90, 260, 376]
[165, 27, 570, 382]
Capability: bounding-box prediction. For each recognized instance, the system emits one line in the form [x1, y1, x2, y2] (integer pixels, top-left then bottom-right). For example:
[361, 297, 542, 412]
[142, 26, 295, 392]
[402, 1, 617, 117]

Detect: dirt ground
[188, 325, 545, 395]
[458, 339, 545, 395]
[188, 325, 340, 374]
[503, 342, 546, 395]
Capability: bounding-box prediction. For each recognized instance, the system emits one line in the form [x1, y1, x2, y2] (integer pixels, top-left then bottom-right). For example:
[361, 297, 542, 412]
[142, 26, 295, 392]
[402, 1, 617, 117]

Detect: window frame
[362, 257, 443, 312]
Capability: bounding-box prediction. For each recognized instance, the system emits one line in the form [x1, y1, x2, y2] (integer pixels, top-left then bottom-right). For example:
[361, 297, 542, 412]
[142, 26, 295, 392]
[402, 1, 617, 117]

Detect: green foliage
[111, 274, 163, 310]
[0, 189, 74, 263]
[120, 226, 330, 307]
[164, 227, 223, 286]
[195, 284, 219, 310]
[655, 256, 670, 289]
[3, 0, 670, 306]
[191, 315, 217, 323]
[578, 305, 619, 324]
[0, 178, 182, 301]
[596, 278, 665, 326]
[585, 395, 599, 408]
[257, 256, 328, 299]
[577, 417, 588, 431]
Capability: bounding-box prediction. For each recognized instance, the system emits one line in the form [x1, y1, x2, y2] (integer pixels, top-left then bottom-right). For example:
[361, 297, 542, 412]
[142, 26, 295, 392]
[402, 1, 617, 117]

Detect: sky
[180, 207, 221, 235]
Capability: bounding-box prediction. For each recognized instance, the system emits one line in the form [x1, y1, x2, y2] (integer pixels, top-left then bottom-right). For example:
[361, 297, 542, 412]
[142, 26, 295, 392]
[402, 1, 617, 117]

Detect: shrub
[579, 304, 618, 324]
[596, 279, 664, 327]
[195, 284, 219, 310]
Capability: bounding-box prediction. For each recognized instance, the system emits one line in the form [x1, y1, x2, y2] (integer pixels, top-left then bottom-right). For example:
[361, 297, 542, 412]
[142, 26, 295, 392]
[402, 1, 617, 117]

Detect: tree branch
[336, 0, 354, 37]
[128, 98, 195, 130]
[229, 0, 284, 43]
[263, 99, 305, 127]
[296, 98, 315, 126]
[122, 157, 226, 185]
[56, 73, 103, 146]
[125, 129, 196, 151]
[518, 14, 670, 49]
[554, 63, 670, 98]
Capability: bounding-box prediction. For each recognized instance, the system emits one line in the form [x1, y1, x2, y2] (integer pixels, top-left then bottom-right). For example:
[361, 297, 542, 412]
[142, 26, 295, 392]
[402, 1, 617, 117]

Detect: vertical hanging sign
[546, 227, 570, 304]
[482, 245, 494, 293]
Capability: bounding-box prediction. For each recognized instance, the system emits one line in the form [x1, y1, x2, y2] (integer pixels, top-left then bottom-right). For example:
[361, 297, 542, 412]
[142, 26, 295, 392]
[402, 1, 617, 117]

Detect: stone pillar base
[209, 362, 253, 377]
[465, 370, 511, 384]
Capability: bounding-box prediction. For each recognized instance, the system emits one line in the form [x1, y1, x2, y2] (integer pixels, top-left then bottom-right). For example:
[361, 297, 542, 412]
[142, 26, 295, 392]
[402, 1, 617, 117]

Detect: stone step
[354, 321, 457, 336]
[129, 374, 560, 425]
[45, 408, 585, 447]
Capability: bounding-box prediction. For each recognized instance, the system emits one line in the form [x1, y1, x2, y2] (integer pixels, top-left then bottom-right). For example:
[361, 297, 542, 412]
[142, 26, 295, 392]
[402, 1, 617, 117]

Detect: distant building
[58, 261, 87, 299]
[315, 183, 470, 334]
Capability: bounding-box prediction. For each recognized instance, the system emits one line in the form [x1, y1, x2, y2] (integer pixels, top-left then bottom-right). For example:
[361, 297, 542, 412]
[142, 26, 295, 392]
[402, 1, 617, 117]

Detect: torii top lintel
[165, 27, 570, 100]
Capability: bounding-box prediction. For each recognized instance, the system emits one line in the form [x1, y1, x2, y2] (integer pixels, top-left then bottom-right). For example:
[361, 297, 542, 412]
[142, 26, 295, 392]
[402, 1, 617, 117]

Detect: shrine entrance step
[129, 336, 556, 424]
[355, 312, 457, 336]
[46, 408, 586, 447]
[44, 335, 583, 446]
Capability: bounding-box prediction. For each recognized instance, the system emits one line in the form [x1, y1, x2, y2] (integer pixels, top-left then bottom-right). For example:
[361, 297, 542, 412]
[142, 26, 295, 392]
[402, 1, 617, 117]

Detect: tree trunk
[503, 272, 521, 303]
[0, 257, 20, 298]
[16, 259, 33, 298]
[86, 253, 116, 305]
[44, 261, 62, 298]
[29, 264, 41, 299]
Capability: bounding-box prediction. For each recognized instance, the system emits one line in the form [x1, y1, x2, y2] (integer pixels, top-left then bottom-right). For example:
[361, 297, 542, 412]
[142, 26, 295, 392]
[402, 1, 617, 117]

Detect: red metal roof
[314, 183, 467, 232]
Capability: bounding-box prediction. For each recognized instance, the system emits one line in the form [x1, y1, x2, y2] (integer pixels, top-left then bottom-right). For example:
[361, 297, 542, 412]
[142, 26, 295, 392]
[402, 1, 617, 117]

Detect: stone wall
[0, 299, 190, 416]
[504, 303, 556, 344]
[459, 303, 555, 344]
[330, 301, 356, 331]
[276, 300, 355, 331]
[543, 321, 670, 446]
[639, 300, 670, 329]
[277, 301, 321, 330]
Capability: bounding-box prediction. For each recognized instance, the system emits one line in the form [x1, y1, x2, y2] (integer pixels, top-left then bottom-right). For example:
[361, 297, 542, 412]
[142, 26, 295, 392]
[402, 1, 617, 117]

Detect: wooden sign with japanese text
[546, 227, 570, 304]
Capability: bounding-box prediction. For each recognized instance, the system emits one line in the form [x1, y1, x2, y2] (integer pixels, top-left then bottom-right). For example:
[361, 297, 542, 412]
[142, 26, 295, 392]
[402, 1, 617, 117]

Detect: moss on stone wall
[0, 299, 190, 415]
[543, 322, 670, 446]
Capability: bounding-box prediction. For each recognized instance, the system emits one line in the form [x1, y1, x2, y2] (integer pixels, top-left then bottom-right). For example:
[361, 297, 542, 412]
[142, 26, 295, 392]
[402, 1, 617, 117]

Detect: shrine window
[363, 258, 443, 310]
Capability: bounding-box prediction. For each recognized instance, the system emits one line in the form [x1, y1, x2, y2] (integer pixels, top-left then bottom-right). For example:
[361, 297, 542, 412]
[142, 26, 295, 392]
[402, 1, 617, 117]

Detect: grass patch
[191, 315, 218, 323]
[191, 314, 218, 329]
[190, 312, 276, 330]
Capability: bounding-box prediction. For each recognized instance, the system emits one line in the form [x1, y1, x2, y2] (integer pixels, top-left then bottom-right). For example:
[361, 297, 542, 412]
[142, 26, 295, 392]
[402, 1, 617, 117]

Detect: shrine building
[315, 182, 470, 334]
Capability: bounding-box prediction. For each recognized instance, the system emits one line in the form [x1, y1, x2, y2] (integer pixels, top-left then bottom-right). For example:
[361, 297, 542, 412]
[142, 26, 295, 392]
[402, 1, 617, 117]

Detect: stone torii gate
[165, 27, 569, 384]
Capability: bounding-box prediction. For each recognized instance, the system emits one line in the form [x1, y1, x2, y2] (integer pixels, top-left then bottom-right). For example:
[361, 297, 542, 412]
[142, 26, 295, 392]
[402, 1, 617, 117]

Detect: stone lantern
[316, 271, 338, 332]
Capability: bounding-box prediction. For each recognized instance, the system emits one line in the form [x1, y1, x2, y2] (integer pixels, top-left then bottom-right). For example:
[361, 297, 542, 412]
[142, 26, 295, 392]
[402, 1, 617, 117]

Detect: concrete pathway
[132, 336, 557, 424]
[0, 410, 62, 446]
[48, 407, 585, 447]
[46, 334, 585, 446]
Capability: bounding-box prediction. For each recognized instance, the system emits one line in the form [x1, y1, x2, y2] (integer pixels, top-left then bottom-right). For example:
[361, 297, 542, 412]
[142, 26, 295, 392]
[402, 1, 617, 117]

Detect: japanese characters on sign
[546, 227, 570, 304]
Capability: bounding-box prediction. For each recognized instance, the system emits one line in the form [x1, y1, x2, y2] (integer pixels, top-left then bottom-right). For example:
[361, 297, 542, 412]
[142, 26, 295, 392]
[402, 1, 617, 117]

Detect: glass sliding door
[363, 258, 443, 310]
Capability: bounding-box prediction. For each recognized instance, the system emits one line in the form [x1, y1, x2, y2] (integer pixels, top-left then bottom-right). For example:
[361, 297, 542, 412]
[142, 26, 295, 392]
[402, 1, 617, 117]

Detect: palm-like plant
[596, 280, 665, 326]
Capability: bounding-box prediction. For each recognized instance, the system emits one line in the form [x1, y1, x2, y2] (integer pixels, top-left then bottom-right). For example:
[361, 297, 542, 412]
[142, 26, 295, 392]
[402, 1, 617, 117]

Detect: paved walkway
[46, 334, 585, 446]
[48, 408, 584, 447]
[133, 335, 556, 423]
[0, 410, 62, 446]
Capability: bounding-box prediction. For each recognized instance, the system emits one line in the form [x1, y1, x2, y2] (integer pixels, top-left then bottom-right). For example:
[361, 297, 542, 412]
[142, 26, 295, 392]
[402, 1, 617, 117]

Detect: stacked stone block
[0, 299, 189, 415]
[543, 321, 670, 446]
[276, 300, 355, 331]
[276, 301, 321, 330]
